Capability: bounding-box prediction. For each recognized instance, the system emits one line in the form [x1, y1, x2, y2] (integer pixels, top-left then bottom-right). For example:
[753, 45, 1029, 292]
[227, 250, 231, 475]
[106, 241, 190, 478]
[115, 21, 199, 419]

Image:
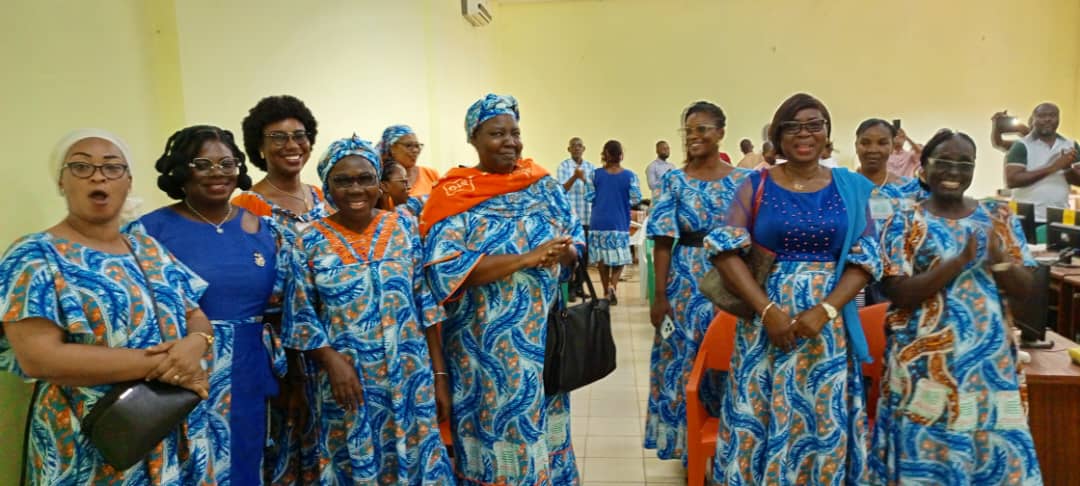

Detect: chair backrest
[859, 303, 889, 421]
[703, 310, 738, 371]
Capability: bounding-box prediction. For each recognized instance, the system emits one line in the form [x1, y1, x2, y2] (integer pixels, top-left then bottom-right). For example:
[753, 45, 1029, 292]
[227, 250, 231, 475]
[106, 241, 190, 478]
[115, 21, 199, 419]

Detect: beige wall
[493, 0, 1080, 197]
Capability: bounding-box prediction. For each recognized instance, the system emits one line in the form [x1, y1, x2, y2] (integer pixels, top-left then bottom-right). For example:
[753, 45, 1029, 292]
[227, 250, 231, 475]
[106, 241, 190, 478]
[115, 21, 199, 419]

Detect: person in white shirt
[819, 141, 838, 168]
[645, 140, 676, 196]
[1005, 103, 1080, 222]
[736, 138, 765, 169]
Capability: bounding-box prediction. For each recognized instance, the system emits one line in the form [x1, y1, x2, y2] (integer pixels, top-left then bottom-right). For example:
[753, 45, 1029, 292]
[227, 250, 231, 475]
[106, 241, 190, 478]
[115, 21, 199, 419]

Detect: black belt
[677, 231, 708, 247]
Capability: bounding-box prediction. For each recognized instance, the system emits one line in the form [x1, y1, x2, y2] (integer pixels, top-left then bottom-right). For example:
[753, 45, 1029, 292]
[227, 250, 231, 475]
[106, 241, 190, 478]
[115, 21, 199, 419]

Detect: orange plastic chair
[859, 303, 889, 425]
[686, 310, 738, 486]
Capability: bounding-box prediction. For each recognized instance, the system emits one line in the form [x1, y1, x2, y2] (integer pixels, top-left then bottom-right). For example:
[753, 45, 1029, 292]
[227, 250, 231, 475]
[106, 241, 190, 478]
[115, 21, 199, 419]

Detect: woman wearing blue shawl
[705, 93, 882, 485]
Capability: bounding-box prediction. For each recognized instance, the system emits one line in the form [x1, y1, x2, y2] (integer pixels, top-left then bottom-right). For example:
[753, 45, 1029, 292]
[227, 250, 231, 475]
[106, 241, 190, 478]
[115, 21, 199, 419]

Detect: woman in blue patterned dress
[234, 95, 329, 486]
[706, 94, 881, 485]
[421, 94, 584, 485]
[134, 125, 295, 485]
[284, 136, 454, 485]
[589, 140, 642, 305]
[869, 130, 1043, 484]
[376, 159, 427, 217]
[855, 118, 926, 305]
[644, 101, 751, 462]
[1, 130, 215, 485]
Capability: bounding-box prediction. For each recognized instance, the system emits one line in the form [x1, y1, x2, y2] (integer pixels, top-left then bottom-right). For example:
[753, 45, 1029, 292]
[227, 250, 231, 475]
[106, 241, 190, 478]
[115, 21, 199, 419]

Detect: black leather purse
[82, 243, 202, 470]
[544, 261, 616, 395]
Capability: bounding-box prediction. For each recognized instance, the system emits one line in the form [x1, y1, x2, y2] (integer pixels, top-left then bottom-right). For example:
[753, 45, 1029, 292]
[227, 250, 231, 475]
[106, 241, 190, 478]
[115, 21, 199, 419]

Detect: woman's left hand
[790, 305, 831, 340]
[145, 335, 210, 386]
[985, 230, 1008, 268]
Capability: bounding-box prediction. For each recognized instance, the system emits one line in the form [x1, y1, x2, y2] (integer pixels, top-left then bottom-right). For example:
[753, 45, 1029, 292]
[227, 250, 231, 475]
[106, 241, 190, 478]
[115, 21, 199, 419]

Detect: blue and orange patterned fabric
[284, 210, 454, 485]
[705, 170, 882, 485]
[423, 175, 584, 485]
[642, 167, 751, 462]
[867, 199, 1042, 484]
[0, 226, 215, 485]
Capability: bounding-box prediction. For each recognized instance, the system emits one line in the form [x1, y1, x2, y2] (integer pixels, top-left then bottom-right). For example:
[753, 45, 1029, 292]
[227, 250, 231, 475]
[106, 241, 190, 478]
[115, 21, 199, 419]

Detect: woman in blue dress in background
[136, 125, 292, 485]
[589, 139, 641, 304]
[644, 101, 751, 462]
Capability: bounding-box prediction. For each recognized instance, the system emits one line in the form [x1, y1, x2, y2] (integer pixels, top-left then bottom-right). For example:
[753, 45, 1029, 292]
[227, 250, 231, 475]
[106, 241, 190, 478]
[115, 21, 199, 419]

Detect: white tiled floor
[570, 268, 688, 486]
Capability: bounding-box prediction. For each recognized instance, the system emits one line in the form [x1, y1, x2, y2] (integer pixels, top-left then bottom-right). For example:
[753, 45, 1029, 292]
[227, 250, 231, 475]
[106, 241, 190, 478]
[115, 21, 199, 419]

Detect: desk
[1049, 265, 1080, 342]
[1025, 330, 1080, 485]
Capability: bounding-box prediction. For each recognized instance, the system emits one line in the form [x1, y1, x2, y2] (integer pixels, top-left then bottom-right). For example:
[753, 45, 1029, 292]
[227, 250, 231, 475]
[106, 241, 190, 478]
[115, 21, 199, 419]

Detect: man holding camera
[1005, 103, 1080, 222]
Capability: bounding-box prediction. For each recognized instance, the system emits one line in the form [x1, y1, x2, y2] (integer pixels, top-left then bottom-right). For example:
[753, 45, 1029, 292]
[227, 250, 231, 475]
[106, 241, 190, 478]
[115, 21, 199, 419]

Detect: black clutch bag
[544, 262, 616, 395]
[82, 381, 201, 470]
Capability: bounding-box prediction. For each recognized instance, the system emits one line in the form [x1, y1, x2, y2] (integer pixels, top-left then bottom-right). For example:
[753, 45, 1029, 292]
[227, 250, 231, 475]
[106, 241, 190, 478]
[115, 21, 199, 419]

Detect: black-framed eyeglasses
[396, 142, 424, 151]
[927, 158, 975, 173]
[778, 119, 828, 135]
[330, 174, 378, 189]
[265, 131, 310, 148]
[189, 157, 241, 174]
[64, 162, 129, 180]
[680, 125, 718, 136]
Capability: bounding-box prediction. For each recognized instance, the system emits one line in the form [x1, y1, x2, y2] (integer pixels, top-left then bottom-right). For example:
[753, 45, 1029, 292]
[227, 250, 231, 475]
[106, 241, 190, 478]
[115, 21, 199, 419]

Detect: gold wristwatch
[820, 302, 838, 321]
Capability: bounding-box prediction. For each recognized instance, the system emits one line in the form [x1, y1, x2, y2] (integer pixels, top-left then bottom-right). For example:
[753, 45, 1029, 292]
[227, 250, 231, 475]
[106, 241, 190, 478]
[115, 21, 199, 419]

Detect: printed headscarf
[316, 135, 381, 209]
[464, 94, 519, 141]
[378, 124, 416, 161]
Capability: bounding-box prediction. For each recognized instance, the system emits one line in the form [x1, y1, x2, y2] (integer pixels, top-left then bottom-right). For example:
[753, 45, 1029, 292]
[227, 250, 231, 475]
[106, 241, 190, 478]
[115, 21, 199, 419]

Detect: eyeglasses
[927, 158, 975, 173]
[189, 157, 241, 174]
[396, 142, 424, 151]
[778, 119, 829, 135]
[64, 162, 129, 180]
[264, 131, 310, 148]
[680, 125, 718, 136]
[330, 174, 378, 189]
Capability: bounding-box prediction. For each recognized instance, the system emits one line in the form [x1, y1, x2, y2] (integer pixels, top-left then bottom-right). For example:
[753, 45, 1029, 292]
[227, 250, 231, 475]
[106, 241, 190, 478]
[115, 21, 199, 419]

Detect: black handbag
[544, 262, 616, 395]
[83, 242, 202, 470]
[699, 170, 775, 319]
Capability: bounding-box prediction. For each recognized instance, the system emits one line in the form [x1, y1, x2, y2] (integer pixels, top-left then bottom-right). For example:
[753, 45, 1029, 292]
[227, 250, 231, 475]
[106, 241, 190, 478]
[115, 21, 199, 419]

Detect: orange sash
[419, 159, 548, 237]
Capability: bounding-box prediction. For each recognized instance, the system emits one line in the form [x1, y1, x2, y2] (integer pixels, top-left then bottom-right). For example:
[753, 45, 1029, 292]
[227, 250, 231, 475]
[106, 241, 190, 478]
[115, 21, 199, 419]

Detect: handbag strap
[748, 169, 768, 234]
[576, 257, 600, 302]
[20, 380, 43, 486]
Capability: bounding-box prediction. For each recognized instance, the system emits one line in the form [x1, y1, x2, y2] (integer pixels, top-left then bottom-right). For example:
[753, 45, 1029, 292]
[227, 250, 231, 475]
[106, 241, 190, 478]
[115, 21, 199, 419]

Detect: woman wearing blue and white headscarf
[422, 94, 584, 485]
[283, 136, 454, 485]
[379, 124, 440, 197]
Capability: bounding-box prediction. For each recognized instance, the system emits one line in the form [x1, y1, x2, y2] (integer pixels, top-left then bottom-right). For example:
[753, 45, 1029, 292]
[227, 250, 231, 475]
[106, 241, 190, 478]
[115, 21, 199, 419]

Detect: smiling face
[778, 108, 828, 164]
[381, 163, 411, 205]
[924, 136, 976, 201]
[184, 140, 239, 206]
[327, 155, 381, 217]
[59, 137, 132, 224]
[389, 133, 422, 169]
[260, 118, 311, 177]
[471, 114, 522, 174]
[684, 112, 724, 160]
[856, 124, 894, 174]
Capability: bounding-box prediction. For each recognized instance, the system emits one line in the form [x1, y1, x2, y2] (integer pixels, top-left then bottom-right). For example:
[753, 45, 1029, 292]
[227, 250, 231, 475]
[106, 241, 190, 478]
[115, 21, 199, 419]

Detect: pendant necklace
[185, 200, 232, 234]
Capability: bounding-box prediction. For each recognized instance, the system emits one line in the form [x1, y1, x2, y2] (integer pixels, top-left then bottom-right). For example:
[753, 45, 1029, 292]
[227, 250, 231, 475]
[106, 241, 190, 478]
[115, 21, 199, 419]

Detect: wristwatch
[820, 302, 838, 321]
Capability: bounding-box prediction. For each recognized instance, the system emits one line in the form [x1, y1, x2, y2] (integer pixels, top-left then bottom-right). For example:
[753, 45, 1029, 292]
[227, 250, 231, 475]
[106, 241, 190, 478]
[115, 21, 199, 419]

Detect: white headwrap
[50, 128, 135, 184]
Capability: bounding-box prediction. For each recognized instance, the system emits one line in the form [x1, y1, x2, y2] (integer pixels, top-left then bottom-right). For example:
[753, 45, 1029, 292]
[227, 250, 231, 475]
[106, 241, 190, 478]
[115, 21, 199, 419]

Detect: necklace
[184, 200, 232, 234]
[266, 179, 312, 211]
[783, 164, 819, 191]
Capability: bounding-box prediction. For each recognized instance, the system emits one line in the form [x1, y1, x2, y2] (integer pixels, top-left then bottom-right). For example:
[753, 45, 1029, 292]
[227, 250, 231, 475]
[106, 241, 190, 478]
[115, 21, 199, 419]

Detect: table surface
[1025, 331, 1080, 385]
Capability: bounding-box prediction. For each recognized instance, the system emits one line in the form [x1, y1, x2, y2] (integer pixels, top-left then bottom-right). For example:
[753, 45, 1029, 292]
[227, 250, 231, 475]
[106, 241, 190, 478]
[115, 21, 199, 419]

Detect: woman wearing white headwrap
[0, 129, 216, 484]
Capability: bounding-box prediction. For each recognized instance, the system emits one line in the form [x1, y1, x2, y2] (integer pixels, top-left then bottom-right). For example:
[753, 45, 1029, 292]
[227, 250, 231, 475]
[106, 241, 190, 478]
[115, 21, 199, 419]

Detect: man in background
[1005, 103, 1080, 222]
[736, 138, 765, 169]
[646, 140, 675, 197]
[557, 136, 596, 298]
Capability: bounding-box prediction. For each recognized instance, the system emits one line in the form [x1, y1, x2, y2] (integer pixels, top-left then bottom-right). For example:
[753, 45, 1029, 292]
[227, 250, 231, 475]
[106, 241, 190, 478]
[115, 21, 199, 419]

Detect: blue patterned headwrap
[316, 135, 381, 209]
[465, 94, 519, 141]
[378, 124, 415, 160]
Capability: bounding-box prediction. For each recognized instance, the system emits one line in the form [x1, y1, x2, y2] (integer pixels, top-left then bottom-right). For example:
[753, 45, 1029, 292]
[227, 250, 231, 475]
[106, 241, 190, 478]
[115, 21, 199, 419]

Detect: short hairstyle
[656, 140, 668, 147]
[767, 93, 832, 158]
[155, 125, 250, 200]
[855, 118, 898, 138]
[683, 101, 727, 128]
[381, 159, 403, 182]
[241, 95, 318, 171]
[602, 140, 623, 161]
[920, 129, 977, 166]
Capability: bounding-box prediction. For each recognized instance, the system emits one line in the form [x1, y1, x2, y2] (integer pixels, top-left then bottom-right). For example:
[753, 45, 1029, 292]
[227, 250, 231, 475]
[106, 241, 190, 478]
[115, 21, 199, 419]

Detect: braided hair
[155, 125, 251, 200]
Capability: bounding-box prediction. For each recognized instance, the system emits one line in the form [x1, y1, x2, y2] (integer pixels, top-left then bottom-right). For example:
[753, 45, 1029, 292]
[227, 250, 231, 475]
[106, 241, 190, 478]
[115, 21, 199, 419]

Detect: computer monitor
[1047, 223, 1080, 251]
[1010, 201, 1036, 244]
[1045, 207, 1067, 225]
[1008, 263, 1053, 349]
